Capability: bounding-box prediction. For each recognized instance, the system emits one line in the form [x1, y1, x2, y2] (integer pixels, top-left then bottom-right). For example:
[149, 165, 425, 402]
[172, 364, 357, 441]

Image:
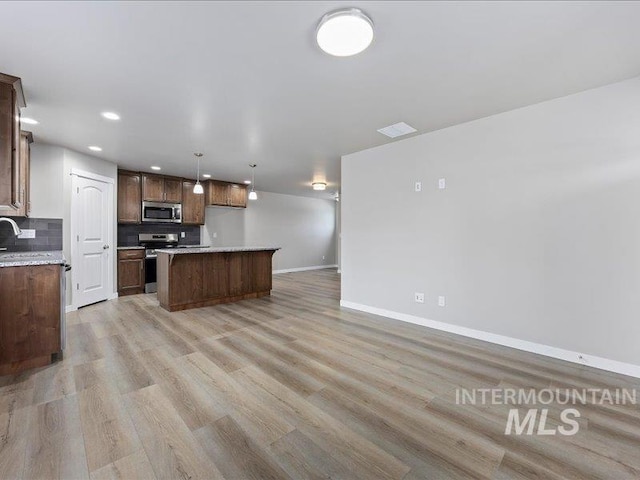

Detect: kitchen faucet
[0, 217, 22, 236]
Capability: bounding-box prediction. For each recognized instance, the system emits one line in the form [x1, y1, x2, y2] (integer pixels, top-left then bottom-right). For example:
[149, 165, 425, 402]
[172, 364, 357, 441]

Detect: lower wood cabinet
[0, 264, 61, 375]
[117, 249, 145, 296]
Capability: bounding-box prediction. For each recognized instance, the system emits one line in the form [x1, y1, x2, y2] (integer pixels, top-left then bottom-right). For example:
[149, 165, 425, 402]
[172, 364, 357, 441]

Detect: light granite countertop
[117, 246, 145, 250]
[155, 246, 281, 255]
[0, 251, 67, 268]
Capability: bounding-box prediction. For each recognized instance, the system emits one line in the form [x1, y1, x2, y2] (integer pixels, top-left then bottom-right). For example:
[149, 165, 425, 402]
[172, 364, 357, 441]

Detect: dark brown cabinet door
[0, 81, 20, 214]
[0, 264, 61, 367]
[142, 174, 165, 202]
[182, 180, 205, 225]
[206, 180, 229, 206]
[164, 178, 183, 203]
[228, 183, 247, 208]
[117, 251, 145, 295]
[118, 171, 141, 223]
[20, 131, 31, 217]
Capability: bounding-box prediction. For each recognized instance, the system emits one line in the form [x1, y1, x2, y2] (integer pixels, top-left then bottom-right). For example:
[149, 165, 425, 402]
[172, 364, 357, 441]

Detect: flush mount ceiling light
[88, 145, 102, 152]
[312, 182, 327, 191]
[101, 111, 120, 121]
[202, 174, 211, 178]
[244, 180, 251, 184]
[193, 153, 204, 194]
[316, 8, 374, 57]
[248, 164, 258, 200]
[151, 166, 161, 171]
[21, 117, 39, 125]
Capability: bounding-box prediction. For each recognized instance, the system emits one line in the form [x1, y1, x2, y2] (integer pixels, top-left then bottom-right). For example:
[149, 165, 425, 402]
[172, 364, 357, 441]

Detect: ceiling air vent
[377, 122, 417, 138]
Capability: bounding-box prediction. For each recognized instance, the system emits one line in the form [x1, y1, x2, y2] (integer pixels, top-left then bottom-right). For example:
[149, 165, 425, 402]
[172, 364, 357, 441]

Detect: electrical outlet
[213, 232, 217, 238]
[415, 181, 422, 192]
[438, 178, 446, 189]
[180, 232, 186, 238]
[322, 256, 325, 260]
[438, 296, 446, 307]
[414, 292, 425, 303]
[17, 229, 35, 239]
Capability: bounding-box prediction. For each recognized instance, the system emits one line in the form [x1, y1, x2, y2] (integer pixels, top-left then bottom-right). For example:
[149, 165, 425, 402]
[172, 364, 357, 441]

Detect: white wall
[29, 145, 118, 306]
[342, 76, 640, 372]
[202, 191, 337, 271]
[29, 144, 64, 218]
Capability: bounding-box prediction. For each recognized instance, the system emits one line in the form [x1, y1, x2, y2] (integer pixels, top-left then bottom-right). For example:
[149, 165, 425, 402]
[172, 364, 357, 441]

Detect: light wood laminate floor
[1, 269, 639, 479]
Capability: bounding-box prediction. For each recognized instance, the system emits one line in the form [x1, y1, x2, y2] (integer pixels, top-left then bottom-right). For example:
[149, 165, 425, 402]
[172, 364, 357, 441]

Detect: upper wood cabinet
[182, 180, 205, 225]
[206, 180, 247, 208]
[228, 183, 248, 207]
[0, 72, 26, 216]
[117, 170, 141, 223]
[142, 173, 183, 203]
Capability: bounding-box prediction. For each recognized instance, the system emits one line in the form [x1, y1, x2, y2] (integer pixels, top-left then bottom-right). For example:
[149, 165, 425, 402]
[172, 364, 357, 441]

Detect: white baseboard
[340, 300, 640, 379]
[273, 265, 338, 274]
[108, 292, 119, 300]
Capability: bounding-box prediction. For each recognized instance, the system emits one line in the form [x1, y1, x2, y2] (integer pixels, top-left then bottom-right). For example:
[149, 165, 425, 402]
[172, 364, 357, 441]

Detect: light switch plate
[17, 229, 36, 239]
[438, 296, 446, 307]
[415, 181, 422, 192]
[415, 292, 425, 303]
[438, 178, 446, 189]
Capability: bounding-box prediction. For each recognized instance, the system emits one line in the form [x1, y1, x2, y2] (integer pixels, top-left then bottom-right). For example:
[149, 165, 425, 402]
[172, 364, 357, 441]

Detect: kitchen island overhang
[156, 246, 281, 312]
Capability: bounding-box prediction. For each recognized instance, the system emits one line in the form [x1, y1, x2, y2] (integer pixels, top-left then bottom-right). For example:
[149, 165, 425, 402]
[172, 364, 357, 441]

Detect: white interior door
[73, 173, 113, 308]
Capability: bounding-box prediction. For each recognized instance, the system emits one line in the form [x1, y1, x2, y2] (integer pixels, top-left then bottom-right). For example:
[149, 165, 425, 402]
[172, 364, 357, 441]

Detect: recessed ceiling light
[377, 122, 417, 138]
[22, 117, 39, 125]
[316, 8, 374, 57]
[244, 180, 251, 184]
[202, 174, 211, 178]
[312, 182, 327, 191]
[150, 166, 161, 171]
[88, 146, 102, 152]
[101, 112, 120, 120]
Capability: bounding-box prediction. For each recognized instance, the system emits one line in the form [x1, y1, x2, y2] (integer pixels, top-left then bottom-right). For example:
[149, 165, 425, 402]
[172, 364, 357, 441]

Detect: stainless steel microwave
[142, 201, 182, 223]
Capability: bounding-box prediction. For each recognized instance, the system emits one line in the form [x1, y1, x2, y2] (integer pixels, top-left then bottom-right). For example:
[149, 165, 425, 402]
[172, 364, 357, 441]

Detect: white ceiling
[2, 1, 640, 198]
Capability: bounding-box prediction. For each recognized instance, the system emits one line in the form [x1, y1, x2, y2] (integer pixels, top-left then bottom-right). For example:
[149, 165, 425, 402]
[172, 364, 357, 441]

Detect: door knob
[103, 245, 110, 250]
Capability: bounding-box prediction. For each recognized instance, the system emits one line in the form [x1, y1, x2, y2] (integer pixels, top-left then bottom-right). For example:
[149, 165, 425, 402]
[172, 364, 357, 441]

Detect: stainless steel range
[139, 233, 179, 293]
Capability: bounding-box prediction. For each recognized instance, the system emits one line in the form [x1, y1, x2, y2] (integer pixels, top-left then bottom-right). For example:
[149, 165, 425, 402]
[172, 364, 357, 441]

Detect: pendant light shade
[193, 152, 204, 195]
[249, 164, 257, 201]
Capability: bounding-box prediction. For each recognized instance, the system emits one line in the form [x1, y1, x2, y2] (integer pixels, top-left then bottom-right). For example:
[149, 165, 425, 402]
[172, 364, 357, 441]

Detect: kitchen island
[156, 246, 280, 312]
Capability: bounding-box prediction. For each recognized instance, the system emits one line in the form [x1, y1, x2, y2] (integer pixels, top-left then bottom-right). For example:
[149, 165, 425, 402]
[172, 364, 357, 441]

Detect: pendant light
[248, 164, 258, 200]
[193, 153, 204, 194]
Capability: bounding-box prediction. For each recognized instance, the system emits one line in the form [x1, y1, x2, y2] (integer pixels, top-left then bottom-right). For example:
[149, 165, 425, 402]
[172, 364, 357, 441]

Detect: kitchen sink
[0, 252, 54, 259]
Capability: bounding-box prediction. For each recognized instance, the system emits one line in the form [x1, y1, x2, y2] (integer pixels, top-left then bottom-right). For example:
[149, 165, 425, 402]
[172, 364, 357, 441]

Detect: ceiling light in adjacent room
[101, 112, 120, 121]
[316, 8, 374, 57]
[21, 117, 39, 125]
[193, 153, 204, 194]
[202, 174, 211, 178]
[377, 122, 417, 138]
[244, 180, 251, 184]
[248, 164, 258, 200]
[88, 146, 102, 152]
[312, 182, 327, 191]
[151, 166, 161, 171]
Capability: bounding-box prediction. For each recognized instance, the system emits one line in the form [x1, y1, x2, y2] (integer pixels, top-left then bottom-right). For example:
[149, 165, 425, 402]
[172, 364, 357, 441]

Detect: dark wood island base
[156, 247, 279, 312]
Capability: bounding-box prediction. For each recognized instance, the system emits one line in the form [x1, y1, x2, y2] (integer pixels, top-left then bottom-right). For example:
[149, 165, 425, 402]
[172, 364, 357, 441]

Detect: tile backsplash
[118, 223, 202, 247]
[0, 217, 63, 252]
